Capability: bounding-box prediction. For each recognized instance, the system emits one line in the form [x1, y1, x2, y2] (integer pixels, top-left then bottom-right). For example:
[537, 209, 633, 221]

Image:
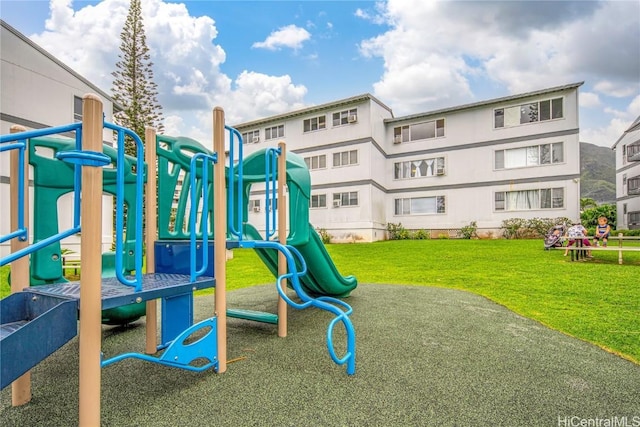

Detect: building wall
[1, 21, 116, 256]
[234, 84, 582, 242]
[613, 117, 640, 230]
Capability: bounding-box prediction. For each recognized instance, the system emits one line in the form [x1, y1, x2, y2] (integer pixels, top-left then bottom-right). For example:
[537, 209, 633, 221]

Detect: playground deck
[26, 273, 215, 309]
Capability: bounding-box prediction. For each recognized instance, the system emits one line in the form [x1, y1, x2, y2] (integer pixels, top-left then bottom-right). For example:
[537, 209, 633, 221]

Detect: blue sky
[1, 0, 639, 146]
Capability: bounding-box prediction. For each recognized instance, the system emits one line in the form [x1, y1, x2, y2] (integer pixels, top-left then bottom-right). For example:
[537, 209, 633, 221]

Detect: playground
[1, 95, 638, 426]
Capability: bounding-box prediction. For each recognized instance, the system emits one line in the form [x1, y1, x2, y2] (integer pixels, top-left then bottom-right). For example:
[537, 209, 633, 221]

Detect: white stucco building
[612, 115, 640, 230]
[0, 20, 116, 256]
[235, 82, 583, 242]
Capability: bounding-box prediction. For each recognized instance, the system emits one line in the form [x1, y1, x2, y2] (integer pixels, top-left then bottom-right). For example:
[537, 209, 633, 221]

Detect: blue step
[1, 292, 77, 389]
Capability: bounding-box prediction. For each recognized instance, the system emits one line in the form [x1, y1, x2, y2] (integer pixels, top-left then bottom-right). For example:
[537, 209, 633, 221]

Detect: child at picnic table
[593, 216, 611, 247]
[564, 221, 592, 257]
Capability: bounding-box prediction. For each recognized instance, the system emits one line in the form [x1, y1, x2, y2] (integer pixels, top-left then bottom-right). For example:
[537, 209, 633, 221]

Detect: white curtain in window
[425, 159, 435, 176]
[505, 148, 527, 168]
[411, 197, 436, 214]
[506, 190, 538, 210]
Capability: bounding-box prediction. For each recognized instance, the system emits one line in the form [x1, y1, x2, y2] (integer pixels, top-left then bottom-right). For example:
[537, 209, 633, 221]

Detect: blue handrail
[225, 126, 244, 240]
[0, 123, 82, 267]
[189, 152, 218, 282]
[264, 147, 281, 240]
[239, 240, 356, 375]
[103, 121, 145, 291]
[0, 139, 27, 246]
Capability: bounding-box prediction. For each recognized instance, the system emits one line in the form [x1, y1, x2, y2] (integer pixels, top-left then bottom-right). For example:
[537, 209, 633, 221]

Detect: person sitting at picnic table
[564, 221, 592, 257]
[593, 216, 611, 247]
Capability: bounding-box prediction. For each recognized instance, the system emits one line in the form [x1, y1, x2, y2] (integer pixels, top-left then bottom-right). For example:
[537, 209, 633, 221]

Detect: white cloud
[581, 95, 640, 147]
[593, 80, 639, 98]
[580, 92, 601, 108]
[222, 71, 307, 124]
[359, 0, 640, 115]
[28, 0, 311, 140]
[252, 24, 311, 51]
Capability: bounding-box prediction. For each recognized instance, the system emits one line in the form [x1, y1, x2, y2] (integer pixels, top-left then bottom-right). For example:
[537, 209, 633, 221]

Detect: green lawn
[2, 239, 638, 363]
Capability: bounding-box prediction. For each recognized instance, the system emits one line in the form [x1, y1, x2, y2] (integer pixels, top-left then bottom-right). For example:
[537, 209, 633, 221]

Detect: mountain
[580, 142, 616, 204]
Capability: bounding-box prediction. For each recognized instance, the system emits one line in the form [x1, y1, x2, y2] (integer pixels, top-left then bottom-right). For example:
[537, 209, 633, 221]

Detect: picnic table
[565, 233, 640, 264]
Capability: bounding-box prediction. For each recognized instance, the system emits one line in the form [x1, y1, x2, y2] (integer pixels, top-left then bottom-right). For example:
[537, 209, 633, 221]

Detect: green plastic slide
[243, 223, 357, 298]
[237, 147, 357, 298]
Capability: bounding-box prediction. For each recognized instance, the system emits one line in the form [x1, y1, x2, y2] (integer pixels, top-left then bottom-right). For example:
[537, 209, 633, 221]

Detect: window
[628, 176, 640, 195]
[627, 143, 640, 162]
[629, 211, 640, 230]
[394, 157, 445, 179]
[73, 95, 83, 122]
[394, 196, 445, 215]
[332, 108, 357, 126]
[241, 130, 260, 144]
[495, 143, 564, 169]
[267, 198, 278, 212]
[265, 125, 284, 140]
[393, 119, 444, 143]
[249, 199, 261, 212]
[310, 194, 326, 208]
[303, 115, 326, 133]
[304, 155, 326, 170]
[494, 97, 563, 128]
[333, 191, 358, 207]
[494, 188, 564, 211]
[333, 150, 358, 167]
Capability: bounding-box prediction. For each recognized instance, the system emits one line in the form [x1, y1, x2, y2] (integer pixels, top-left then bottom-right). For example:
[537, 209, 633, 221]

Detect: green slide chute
[237, 149, 357, 298]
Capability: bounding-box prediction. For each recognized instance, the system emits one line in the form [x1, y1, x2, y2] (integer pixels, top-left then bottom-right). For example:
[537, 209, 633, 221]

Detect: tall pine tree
[112, 0, 163, 155]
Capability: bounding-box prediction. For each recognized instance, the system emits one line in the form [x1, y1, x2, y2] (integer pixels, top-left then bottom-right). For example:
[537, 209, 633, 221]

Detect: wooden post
[277, 142, 287, 338]
[213, 107, 227, 373]
[618, 232, 623, 265]
[9, 125, 31, 406]
[144, 127, 158, 354]
[78, 94, 104, 427]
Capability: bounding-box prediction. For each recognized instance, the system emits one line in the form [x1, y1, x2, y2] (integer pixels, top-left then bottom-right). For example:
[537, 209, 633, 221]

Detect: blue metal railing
[0, 140, 27, 246]
[0, 123, 83, 267]
[103, 121, 145, 291]
[189, 152, 218, 282]
[264, 147, 281, 240]
[225, 126, 244, 240]
[238, 239, 356, 375]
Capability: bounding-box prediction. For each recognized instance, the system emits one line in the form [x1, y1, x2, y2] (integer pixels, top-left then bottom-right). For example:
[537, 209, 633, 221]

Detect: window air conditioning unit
[252, 136, 260, 143]
[333, 200, 341, 208]
[253, 206, 261, 213]
[393, 136, 402, 144]
[348, 115, 358, 123]
[436, 168, 445, 176]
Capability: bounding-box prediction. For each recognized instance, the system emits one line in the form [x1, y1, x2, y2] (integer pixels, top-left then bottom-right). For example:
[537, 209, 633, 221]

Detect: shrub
[387, 223, 410, 240]
[413, 229, 430, 240]
[501, 218, 527, 239]
[458, 221, 478, 239]
[317, 228, 332, 244]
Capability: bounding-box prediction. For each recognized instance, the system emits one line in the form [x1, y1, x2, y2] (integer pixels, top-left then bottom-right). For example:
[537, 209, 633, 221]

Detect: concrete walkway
[1, 284, 638, 426]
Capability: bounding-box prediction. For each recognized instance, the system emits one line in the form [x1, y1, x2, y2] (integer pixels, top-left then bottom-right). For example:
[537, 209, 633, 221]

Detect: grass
[2, 239, 639, 363]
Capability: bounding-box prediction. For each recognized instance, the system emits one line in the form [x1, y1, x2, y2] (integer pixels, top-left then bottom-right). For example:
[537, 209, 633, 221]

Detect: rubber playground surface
[1, 284, 638, 426]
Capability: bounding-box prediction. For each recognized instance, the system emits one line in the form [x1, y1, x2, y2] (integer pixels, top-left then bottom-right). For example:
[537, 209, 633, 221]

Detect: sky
[1, 0, 639, 147]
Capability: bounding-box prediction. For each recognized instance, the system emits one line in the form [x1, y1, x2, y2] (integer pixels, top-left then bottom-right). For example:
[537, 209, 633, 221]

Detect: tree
[112, 0, 163, 155]
[580, 197, 598, 211]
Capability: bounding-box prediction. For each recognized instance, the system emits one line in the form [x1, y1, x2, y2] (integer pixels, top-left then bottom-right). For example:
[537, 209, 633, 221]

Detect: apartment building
[234, 82, 583, 242]
[612, 115, 640, 230]
[0, 20, 117, 256]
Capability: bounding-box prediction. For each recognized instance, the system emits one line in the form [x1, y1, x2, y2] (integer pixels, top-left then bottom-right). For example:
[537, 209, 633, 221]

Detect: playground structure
[0, 94, 356, 425]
